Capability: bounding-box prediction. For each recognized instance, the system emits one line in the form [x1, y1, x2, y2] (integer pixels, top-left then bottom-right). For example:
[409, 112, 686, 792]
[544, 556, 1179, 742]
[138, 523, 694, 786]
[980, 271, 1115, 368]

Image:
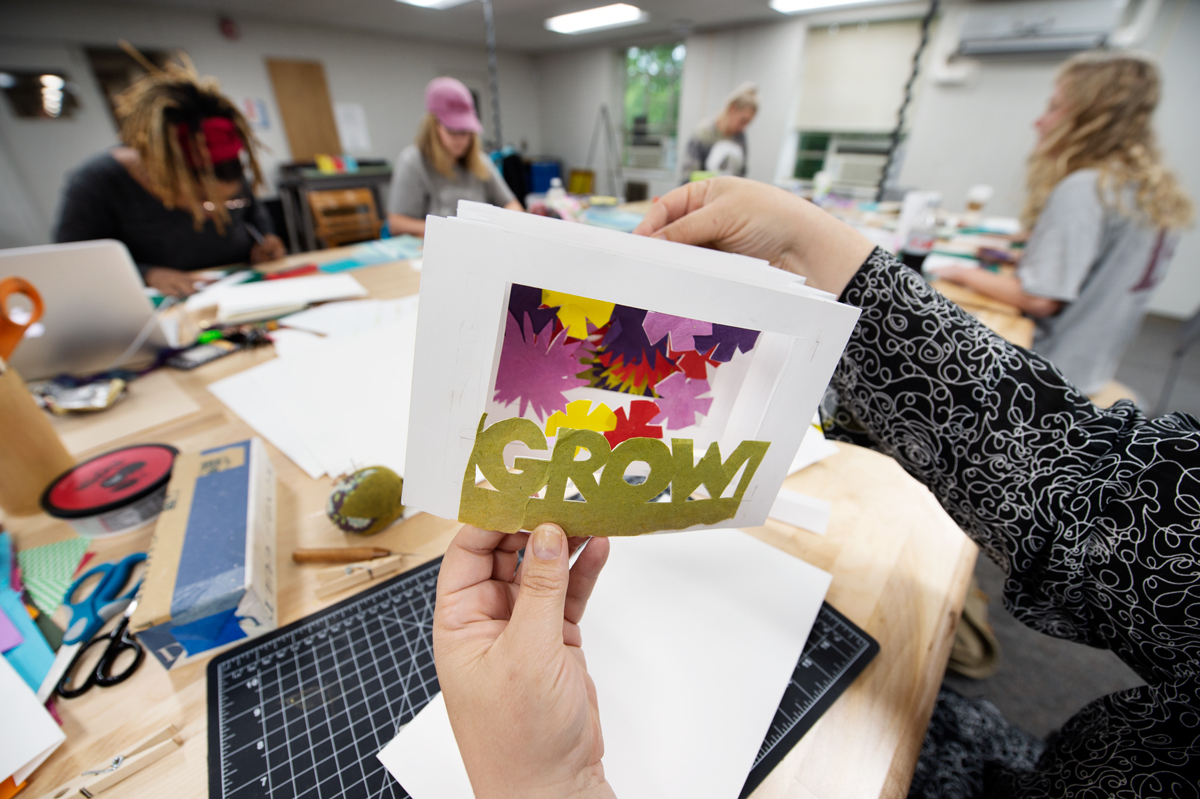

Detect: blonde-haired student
[939, 51, 1193, 396]
[387, 77, 522, 238]
[679, 82, 758, 183]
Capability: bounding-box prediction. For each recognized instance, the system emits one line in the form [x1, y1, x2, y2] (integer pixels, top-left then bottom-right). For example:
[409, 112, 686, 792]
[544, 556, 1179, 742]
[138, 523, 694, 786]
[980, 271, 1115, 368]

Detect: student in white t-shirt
[938, 52, 1193, 396]
[387, 77, 521, 238]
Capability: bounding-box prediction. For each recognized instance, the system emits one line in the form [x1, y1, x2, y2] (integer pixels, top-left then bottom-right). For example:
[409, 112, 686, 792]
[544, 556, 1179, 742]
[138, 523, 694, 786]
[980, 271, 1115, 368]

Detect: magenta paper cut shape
[642, 312, 713, 354]
[493, 312, 590, 420]
[650, 372, 713, 430]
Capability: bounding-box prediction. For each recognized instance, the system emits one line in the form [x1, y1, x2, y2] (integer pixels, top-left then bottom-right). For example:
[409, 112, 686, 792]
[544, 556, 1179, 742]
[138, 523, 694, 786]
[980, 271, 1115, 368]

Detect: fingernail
[532, 524, 562, 560]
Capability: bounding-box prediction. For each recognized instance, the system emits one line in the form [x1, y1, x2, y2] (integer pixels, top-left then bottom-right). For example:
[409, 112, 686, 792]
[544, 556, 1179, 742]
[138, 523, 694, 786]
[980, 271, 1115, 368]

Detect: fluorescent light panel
[545, 3, 648, 34]
[770, 0, 894, 14]
[394, 0, 475, 9]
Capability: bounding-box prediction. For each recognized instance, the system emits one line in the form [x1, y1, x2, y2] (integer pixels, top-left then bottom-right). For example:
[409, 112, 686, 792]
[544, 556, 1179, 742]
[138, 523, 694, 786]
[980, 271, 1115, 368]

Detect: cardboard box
[131, 437, 276, 669]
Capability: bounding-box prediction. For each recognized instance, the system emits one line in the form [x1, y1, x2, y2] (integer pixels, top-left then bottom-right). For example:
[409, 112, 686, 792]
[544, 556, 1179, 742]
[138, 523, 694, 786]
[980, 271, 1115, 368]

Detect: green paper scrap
[17, 537, 90, 616]
[460, 413, 769, 537]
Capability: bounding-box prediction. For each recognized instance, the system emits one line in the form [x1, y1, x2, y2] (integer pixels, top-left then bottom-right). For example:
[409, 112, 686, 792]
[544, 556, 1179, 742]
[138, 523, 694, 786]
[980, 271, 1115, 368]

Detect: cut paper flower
[693, 324, 760, 363]
[650, 373, 713, 430]
[545, 400, 618, 437]
[673, 345, 719, 380]
[542, 290, 615, 339]
[604, 400, 664, 447]
[494, 312, 590, 420]
[642, 312, 713, 354]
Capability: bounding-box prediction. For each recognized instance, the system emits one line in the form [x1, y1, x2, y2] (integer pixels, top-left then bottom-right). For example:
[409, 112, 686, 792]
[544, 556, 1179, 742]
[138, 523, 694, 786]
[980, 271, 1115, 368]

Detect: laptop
[0, 239, 169, 379]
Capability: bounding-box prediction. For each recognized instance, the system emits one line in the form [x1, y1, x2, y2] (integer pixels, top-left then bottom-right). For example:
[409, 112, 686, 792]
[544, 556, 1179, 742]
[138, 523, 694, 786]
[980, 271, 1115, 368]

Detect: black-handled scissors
[57, 598, 145, 699]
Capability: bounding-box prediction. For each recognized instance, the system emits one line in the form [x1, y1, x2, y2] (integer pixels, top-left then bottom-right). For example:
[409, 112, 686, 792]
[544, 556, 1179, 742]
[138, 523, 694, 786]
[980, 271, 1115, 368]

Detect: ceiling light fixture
[545, 3, 648, 34]
[394, 0, 475, 9]
[769, 0, 893, 14]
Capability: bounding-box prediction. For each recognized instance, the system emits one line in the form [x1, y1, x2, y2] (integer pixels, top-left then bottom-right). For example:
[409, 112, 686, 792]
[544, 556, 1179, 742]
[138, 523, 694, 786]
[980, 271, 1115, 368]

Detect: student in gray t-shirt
[938, 52, 1192, 397]
[387, 77, 519, 237]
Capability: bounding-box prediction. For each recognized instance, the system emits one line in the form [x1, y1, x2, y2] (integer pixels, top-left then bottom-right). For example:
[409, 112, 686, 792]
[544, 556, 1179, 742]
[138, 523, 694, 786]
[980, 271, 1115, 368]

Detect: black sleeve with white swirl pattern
[829, 249, 1200, 797]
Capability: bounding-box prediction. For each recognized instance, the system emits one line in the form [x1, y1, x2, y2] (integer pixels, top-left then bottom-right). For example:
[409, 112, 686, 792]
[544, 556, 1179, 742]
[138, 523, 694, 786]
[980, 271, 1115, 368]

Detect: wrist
[475, 764, 615, 799]
[790, 202, 875, 296]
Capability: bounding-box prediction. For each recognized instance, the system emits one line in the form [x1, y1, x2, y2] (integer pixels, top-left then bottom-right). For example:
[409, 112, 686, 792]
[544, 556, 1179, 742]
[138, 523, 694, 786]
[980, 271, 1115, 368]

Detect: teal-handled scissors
[36, 552, 146, 702]
[62, 552, 146, 645]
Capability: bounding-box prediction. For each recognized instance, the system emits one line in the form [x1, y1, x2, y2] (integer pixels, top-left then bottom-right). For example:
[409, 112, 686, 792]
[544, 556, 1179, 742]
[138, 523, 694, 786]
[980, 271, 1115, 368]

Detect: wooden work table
[5, 248, 977, 799]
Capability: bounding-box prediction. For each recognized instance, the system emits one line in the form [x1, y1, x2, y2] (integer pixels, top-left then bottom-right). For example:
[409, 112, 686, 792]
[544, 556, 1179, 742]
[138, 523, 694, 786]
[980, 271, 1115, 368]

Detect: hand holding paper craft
[433, 523, 614, 799]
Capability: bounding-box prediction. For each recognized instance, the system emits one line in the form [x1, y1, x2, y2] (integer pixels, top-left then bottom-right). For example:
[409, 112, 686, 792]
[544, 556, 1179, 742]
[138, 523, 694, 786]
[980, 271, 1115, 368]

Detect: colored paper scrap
[605, 400, 663, 447]
[642, 312, 712, 354]
[460, 414, 769, 537]
[493, 312, 590, 420]
[0, 532, 54, 691]
[508, 284, 559, 341]
[674, 346, 719, 380]
[16, 537, 90, 616]
[545, 400, 617, 437]
[651, 373, 713, 430]
[542, 290, 614, 339]
[0, 605, 21, 653]
[693, 324, 760, 362]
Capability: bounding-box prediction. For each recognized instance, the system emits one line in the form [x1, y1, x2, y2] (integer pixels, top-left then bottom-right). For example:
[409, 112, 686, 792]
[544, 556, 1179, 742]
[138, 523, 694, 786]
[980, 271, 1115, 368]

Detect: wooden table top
[5, 246, 977, 799]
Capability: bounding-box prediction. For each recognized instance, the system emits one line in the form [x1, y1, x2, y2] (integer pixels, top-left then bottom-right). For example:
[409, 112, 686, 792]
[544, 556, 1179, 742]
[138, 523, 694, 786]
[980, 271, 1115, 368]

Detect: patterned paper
[16, 537, 89, 616]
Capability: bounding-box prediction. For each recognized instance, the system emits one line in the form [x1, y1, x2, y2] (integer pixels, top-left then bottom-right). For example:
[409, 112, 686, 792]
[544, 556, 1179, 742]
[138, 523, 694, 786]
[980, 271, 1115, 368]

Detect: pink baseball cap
[425, 77, 482, 134]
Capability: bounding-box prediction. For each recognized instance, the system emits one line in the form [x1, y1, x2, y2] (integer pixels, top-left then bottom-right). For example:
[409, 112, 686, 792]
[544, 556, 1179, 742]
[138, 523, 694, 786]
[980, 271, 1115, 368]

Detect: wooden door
[266, 59, 342, 161]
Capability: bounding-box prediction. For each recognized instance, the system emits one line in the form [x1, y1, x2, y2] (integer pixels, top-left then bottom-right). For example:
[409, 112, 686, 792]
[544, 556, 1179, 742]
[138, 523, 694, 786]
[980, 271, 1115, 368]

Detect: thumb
[508, 523, 570, 647]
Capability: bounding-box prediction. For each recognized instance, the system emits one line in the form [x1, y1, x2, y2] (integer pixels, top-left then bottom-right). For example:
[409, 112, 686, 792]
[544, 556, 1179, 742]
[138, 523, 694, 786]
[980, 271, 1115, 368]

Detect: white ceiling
[91, 0, 788, 52]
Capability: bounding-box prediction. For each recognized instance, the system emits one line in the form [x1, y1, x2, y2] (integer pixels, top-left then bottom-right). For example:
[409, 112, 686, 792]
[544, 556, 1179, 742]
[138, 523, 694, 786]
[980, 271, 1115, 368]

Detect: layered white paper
[378, 528, 832, 798]
[404, 202, 861, 531]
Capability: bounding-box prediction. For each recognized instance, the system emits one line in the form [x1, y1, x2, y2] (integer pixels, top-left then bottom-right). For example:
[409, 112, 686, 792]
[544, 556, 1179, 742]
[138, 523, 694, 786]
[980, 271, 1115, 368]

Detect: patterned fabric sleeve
[831, 249, 1200, 796]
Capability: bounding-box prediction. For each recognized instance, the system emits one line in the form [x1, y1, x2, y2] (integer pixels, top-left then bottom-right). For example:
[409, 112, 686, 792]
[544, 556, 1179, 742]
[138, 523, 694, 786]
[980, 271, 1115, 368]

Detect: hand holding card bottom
[377, 527, 832, 798]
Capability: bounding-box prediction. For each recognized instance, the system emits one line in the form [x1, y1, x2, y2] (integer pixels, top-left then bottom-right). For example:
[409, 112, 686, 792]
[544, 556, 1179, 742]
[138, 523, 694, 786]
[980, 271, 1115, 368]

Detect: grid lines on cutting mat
[210, 558, 442, 799]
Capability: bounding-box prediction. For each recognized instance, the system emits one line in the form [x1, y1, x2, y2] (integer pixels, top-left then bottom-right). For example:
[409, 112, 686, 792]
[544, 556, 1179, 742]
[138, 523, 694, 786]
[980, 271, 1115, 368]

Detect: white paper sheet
[378, 528, 832, 798]
[208, 297, 419, 481]
[215, 274, 368, 321]
[0, 655, 65, 784]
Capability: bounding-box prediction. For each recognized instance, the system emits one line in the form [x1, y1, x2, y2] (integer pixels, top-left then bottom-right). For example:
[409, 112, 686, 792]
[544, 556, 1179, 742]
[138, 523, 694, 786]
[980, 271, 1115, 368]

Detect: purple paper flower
[493, 312, 589, 420]
[649, 372, 713, 430]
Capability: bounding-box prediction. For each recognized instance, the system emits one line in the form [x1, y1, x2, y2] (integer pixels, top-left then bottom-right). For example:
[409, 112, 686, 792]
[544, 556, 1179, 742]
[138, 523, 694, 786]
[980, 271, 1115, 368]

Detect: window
[622, 43, 684, 170]
[792, 19, 925, 195]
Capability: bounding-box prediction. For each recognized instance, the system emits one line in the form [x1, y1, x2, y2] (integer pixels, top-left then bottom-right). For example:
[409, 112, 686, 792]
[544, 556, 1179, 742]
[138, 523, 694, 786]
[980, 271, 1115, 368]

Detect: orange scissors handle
[0, 277, 43, 362]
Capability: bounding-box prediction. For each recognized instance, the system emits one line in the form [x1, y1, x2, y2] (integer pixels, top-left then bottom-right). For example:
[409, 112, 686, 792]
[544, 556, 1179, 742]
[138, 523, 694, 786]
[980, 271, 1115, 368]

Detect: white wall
[0, 0, 542, 247]
[677, 19, 808, 185]
[899, 0, 1200, 318]
[533, 46, 624, 191]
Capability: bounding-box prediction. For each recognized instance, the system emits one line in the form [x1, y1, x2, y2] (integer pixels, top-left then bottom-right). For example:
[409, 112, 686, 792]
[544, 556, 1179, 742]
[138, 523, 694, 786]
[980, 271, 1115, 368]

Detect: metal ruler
[207, 558, 877, 799]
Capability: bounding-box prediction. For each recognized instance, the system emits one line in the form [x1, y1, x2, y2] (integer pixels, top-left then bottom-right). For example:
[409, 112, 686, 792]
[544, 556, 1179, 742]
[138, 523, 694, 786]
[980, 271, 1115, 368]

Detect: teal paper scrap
[320, 236, 423, 273]
[0, 532, 54, 691]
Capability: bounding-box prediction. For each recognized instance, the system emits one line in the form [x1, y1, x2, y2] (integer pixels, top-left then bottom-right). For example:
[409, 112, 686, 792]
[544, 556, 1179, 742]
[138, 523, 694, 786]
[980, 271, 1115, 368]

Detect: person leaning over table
[386, 77, 522, 238]
[431, 177, 1199, 799]
[53, 58, 286, 298]
[678, 82, 758, 184]
[937, 51, 1193, 397]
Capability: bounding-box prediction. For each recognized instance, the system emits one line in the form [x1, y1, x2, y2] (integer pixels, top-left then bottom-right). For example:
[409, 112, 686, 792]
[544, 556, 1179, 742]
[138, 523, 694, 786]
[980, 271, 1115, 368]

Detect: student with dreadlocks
[53, 60, 286, 297]
[938, 51, 1193, 396]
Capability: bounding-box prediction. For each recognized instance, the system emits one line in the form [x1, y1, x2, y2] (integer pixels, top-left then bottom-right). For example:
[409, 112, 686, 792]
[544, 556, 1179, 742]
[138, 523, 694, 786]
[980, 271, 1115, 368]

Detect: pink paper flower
[493, 312, 590, 420]
[650, 372, 713, 430]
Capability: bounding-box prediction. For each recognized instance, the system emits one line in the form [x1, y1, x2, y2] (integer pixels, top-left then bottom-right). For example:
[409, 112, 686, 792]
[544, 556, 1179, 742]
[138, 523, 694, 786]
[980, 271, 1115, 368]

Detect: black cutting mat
[207, 558, 878, 799]
[740, 601, 879, 798]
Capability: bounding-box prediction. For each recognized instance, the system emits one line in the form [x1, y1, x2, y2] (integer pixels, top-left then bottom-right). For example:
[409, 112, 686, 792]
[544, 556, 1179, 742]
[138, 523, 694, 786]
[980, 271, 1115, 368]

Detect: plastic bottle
[900, 201, 939, 273]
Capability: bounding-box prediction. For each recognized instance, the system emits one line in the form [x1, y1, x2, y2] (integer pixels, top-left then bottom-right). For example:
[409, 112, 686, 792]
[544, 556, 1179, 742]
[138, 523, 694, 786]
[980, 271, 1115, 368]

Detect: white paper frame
[404, 203, 860, 532]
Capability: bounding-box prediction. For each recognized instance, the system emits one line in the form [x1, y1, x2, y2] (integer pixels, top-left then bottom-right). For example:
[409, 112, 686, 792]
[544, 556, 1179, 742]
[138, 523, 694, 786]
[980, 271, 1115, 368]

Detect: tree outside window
[623, 43, 684, 170]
